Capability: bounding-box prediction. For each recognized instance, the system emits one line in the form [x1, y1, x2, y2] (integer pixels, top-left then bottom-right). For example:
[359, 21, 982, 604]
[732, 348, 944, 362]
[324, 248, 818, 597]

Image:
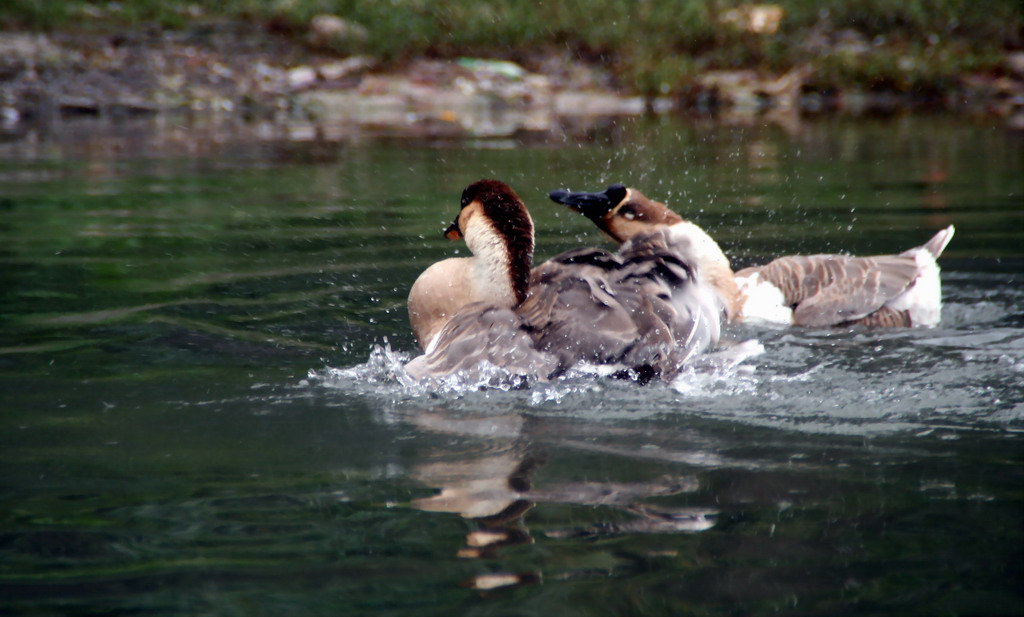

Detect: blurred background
[1, 0, 1022, 130]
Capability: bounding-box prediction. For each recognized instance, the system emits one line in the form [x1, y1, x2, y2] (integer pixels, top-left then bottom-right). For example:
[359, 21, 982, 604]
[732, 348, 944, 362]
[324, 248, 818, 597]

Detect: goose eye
[620, 207, 636, 220]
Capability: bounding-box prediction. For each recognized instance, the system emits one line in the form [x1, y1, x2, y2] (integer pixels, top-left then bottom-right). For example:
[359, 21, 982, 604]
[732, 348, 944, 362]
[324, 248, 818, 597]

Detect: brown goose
[408, 179, 533, 350]
[404, 179, 726, 382]
[550, 184, 954, 328]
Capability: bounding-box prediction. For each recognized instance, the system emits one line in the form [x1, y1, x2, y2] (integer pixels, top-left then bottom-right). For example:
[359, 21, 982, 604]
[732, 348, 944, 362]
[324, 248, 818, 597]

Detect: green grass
[1, 0, 1021, 96]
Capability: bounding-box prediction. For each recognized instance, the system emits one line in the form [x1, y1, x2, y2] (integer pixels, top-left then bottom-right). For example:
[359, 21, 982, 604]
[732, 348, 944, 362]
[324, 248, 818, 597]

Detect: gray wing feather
[748, 254, 920, 327]
[405, 302, 559, 381]
[523, 232, 721, 376]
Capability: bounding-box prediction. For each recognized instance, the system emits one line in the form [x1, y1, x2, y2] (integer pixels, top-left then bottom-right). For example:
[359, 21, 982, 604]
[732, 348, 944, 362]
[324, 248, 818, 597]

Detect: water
[1, 115, 1022, 616]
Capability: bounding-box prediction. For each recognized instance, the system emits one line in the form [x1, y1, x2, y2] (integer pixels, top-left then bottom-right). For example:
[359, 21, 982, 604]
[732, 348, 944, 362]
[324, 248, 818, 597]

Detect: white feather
[735, 272, 793, 325]
[667, 222, 732, 272]
[464, 215, 517, 307]
[887, 248, 943, 327]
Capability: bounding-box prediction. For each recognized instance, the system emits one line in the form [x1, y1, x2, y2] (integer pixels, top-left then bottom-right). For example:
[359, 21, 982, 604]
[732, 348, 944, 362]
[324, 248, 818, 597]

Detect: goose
[549, 184, 955, 328]
[408, 179, 533, 350]
[405, 179, 726, 382]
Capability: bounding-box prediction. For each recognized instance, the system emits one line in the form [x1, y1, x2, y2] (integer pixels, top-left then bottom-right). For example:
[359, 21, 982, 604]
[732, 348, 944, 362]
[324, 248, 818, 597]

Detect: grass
[1, 0, 1021, 96]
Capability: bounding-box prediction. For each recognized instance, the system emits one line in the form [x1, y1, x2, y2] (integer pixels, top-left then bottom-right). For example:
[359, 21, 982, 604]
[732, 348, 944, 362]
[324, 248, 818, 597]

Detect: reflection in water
[407, 410, 717, 590]
[409, 413, 539, 590]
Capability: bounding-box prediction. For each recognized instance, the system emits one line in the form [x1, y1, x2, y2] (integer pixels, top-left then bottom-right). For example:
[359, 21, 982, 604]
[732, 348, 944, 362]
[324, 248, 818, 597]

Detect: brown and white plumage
[519, 232, 722, 375]
[408, 179, 534, 350]
[406, 302, 559, 381]
[405, 179, 725, 383]
[734, 226, 953, 326]
[549, 184, 954, 328]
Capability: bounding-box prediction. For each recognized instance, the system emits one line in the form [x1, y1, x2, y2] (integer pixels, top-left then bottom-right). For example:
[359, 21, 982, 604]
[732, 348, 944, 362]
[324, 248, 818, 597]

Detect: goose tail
[921, 225, 955, 259]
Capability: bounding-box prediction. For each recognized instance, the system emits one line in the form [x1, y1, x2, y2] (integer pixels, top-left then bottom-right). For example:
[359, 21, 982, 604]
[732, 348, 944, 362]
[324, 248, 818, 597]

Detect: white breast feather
[465, 216, 516, 307]
[735, 272, 793, 325]
[667, 222, 731, 272]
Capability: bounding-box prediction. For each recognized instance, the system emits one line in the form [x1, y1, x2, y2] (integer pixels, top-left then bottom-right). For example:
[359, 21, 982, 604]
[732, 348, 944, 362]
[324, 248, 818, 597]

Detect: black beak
[548, 184, 628, 220]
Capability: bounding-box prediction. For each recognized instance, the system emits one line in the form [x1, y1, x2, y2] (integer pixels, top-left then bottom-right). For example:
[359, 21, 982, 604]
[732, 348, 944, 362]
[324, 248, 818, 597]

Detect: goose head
[550, 183, 741, 321]
[548, 184, 683, 244]
[446, 179, 535, 307]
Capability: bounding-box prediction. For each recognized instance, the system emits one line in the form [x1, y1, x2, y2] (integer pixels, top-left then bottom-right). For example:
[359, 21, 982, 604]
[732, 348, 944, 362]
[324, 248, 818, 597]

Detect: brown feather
[842, 307, 912, 327]
[461, 179, 534, 305]
[742, 254, 921, 327]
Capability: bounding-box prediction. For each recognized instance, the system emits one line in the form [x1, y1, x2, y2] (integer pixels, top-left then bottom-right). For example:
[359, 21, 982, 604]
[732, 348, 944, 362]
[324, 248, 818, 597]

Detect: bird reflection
[408, 411, 718, 591]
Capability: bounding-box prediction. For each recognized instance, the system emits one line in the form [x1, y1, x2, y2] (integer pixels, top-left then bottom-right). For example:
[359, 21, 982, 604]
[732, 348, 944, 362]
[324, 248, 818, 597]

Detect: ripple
[308, 317, 1024, 438]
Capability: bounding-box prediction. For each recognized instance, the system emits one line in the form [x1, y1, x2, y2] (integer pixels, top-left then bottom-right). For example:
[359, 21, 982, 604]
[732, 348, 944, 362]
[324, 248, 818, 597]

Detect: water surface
[1, 115, 1022, 616]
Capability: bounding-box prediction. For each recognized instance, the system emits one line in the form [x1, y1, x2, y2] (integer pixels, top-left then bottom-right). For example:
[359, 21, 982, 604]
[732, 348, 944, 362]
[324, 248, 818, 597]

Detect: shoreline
[2, 26, 1023, 138]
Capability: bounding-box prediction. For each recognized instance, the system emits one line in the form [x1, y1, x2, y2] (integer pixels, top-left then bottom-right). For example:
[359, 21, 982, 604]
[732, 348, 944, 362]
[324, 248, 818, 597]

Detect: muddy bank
[2, 24, 1023, 138]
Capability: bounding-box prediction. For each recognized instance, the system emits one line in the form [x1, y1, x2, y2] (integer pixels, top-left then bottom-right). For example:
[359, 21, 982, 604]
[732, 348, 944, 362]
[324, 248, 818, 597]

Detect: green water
[1, 115, 1022, 616]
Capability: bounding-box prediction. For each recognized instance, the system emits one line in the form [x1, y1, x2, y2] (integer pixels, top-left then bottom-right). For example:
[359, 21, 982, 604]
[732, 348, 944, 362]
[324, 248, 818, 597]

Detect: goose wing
[520, 237, 721, 377]
[616, 231, 724, 368]
[405, 302, 559, 382]
[520, 248, 658, 370]
[739, 254, 920, 327]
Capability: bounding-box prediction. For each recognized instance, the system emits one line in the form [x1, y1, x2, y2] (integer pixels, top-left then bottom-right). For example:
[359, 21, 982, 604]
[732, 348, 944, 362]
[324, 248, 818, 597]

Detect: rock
[720, 4, 784, 35]
[1008, 110, 1024, 131]
[298, 90, 408, 126]
[0, 33, 66, 67]
[287, 66, 317, 89]
[535, 53, 615, 91]
[695, 67, 809, 111]
[295, 58, 652, 137]
[1007, 52, 1024, 78]
[833, 29, 871, 56]
[1, 106, 20, 126]
[554, 92, 646, 116]
[456, 58, 526, 80]
[308, 15, 368, 48]
[317, 57, 374, 81]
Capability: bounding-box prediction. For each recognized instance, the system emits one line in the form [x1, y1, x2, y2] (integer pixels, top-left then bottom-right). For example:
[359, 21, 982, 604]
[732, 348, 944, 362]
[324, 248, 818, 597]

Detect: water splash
[305, 318, 1024, 437]
[309, 339, 764, 411]
[309, 341, 543, 396]
[310, 341, 413, 386]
